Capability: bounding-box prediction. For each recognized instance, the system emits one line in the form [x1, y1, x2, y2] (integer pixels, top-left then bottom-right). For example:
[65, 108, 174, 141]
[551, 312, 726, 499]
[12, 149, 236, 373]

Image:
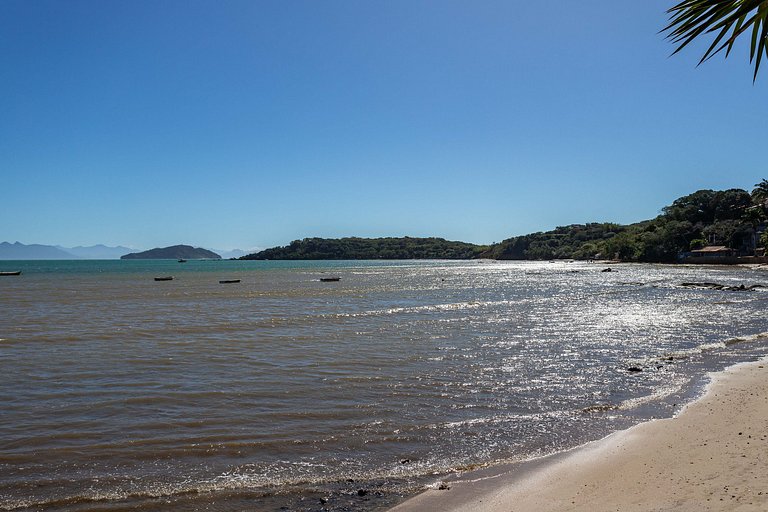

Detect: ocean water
[1, 259, 768, 511]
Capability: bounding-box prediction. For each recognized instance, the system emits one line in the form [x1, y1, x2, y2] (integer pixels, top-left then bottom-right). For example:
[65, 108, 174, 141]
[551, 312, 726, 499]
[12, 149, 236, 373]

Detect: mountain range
[0, 242, 136, 260]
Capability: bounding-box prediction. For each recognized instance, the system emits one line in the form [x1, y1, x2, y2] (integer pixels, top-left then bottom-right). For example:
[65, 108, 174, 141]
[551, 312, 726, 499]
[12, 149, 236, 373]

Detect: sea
[2, 259, 768, 512]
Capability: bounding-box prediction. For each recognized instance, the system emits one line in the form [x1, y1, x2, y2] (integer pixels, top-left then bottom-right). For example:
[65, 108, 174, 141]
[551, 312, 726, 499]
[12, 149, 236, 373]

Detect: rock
[438, 482, 451, 490]
[680, 282, 725, 290]
[357, 489, 367, 496]
[627, 367, 643, 372]
[400, 458, 411, 464]
[582, 404, 618, 413]
[601, 268, 613, 272]
[680, 282, 763, 292]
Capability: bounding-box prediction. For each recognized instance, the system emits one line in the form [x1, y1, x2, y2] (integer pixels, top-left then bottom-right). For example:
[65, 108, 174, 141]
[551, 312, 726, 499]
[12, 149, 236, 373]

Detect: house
[682, 245, 739, 264]
[689, 246, 736, 258]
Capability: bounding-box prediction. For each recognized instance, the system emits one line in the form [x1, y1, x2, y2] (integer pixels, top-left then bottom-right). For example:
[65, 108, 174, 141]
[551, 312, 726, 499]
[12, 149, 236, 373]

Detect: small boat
[154, 276, 174, 281]
[219, 279, 241, 284]
[0, 271, 21, 276]
[320, 277, 341, 282]
[178, 259, 187, 263]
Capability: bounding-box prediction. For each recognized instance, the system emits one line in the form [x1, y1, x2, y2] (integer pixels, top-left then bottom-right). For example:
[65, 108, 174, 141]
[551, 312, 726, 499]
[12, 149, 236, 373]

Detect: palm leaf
[664, 0, 768, 80]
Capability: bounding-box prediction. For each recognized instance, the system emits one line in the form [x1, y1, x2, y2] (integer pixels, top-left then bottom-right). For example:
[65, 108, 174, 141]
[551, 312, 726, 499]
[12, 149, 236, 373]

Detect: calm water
[2, 259, 768, 511]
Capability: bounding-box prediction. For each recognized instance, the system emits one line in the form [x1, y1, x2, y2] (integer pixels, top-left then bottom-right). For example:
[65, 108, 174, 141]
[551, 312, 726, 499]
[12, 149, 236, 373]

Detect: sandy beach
[390, 357, 768, 512]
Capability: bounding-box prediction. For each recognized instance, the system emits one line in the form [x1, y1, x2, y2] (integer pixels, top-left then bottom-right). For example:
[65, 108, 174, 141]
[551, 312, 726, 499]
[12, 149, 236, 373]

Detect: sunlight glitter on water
[1, 260, 768, 511]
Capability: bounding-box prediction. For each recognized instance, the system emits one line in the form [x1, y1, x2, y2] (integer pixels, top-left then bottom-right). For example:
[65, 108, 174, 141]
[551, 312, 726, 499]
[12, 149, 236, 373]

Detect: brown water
[2, 259, 768, 511]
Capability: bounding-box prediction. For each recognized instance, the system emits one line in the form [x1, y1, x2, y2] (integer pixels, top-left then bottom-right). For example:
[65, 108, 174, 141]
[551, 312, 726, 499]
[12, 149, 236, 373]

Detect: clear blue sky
[1, 1, 765, 251]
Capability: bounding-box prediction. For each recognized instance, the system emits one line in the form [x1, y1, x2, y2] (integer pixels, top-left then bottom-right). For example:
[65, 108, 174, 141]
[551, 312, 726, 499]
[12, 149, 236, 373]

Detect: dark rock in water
[399, 458, 411, 464]
[582, 404, 619, 413]
[601, 268, 613, 272]
[680, 282, 724, 289]
[679, 282, 763, 292]
[438, 482, 451, 490]
[357, 489, 367, 496]
[627, 366, 643, 372]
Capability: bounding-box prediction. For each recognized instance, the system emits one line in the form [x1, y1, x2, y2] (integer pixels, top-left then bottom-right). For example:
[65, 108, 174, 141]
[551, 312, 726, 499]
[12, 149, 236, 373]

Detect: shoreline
[389, 356, 768, 512]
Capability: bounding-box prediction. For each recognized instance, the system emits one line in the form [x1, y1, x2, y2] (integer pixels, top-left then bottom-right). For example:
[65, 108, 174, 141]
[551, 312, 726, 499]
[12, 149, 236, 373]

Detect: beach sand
[390, 358, 768, 512]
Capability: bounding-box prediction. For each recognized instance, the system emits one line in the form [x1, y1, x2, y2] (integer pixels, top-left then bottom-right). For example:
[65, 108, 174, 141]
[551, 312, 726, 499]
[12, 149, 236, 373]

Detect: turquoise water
[2, 260, 768, 511]
[0, 259, 424, 275]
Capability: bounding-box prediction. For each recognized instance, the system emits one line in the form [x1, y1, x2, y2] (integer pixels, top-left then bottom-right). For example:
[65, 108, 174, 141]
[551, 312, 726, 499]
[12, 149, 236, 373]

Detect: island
[121, 245, 221, 260]
[241, 237, 487, 260]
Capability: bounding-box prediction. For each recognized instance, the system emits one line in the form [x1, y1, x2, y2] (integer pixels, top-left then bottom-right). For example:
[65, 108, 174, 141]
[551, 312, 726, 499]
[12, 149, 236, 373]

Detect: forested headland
[242, 183, 768, 263]
[242, 237, 487, 260]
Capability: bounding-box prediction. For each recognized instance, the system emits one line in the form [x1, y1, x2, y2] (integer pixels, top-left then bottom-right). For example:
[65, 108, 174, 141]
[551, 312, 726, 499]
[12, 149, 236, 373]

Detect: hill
[0, 242, 76, 260]
[241, 237, 487, 260]
[243, 185, 767, 263]
[0, 242, 138, 260]
[121, 245, 221, 260]
[481, 187, 765, 262]
[479, 223, 630, 260]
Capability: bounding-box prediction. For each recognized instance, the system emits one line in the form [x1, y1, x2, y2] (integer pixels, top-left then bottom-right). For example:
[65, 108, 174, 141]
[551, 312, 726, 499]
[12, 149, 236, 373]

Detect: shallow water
[1, 259, 767, 511]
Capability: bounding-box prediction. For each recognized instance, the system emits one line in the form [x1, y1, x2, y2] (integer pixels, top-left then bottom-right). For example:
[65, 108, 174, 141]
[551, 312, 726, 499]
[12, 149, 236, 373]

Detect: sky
[1, 0, 766, 251]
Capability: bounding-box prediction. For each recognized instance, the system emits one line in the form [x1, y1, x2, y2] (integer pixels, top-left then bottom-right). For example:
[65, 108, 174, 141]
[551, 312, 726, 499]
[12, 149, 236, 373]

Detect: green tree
[761, 230, 768, 248]
[665, 1, 768, 80]
[752, 179, 768, 203]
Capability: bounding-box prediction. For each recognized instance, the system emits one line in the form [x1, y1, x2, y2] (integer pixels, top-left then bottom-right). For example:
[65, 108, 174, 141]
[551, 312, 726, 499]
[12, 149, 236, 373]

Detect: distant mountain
[0, 242, 77, 260]
[241, 237, 487, 260]
[0, 242, 140, 260]
[215, 248, 259, 259]
[58, 244, 135, 259]
[121, 245, 221, 260]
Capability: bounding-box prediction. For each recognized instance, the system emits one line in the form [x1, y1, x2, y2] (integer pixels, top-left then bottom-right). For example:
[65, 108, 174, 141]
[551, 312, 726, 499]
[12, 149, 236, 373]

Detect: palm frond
[664, 0, 768, 80]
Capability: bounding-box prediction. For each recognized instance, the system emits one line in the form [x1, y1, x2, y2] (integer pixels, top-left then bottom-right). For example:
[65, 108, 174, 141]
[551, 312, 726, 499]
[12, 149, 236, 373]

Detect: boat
[219, 279, 241, 284]
[178, 259, 187, 263]
[320, 277, 341, 282]
[154, 276, 174, 281]
[0, 271, 21, 276]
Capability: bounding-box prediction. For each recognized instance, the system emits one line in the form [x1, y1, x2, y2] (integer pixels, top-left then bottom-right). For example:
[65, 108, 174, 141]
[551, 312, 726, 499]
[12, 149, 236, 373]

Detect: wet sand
[390, 357, 768, 512]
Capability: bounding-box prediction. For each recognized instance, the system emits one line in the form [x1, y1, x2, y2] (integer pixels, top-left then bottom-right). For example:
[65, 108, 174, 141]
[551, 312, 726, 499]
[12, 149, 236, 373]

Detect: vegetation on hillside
[479, 223, 630, 260]
[484, 184, 767, 262]
[241, 237, 488, 260]
[121, 245, 221, 260]
[244, 183, 767, 263]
